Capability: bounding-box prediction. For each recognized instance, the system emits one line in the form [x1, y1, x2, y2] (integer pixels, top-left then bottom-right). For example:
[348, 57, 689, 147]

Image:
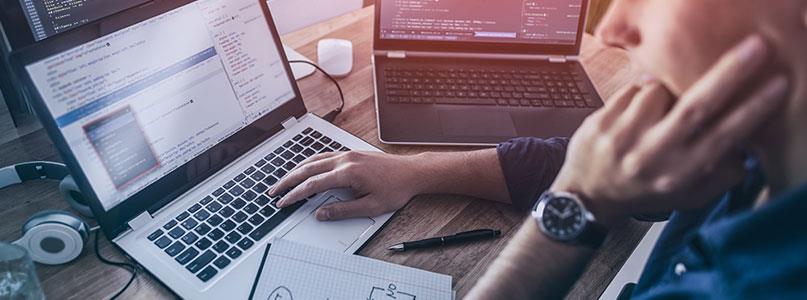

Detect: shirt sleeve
[496, 137, 569, 211]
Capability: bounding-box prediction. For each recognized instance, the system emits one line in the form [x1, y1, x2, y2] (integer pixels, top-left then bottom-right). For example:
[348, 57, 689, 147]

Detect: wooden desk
[0, 6, 648, 299]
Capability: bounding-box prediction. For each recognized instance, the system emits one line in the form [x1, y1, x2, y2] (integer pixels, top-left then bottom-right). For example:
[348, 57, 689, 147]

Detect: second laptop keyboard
[383, 66, 599, 108]
[147, 127, 350, 283]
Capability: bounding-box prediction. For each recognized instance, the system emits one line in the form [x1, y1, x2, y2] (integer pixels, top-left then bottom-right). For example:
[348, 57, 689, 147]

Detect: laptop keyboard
[383, 66, 599, 108]
[147, 127, 350, 282]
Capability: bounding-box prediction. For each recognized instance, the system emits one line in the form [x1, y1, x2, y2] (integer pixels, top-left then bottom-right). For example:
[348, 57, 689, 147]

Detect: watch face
[540, 196, 586, 240]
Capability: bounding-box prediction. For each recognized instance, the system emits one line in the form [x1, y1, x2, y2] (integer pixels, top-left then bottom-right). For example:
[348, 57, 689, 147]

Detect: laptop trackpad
[281, 196, 376, 252]
[438, 108, 517, 137]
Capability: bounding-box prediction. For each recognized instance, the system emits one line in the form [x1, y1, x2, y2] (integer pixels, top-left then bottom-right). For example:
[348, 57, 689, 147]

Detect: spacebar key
[248, 201, 306, 241]
[436, 98, 496, 105]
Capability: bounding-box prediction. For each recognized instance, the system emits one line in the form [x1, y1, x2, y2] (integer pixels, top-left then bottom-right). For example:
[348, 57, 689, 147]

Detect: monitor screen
[16, 0, 150, 42]
[23, 0, 296, 211]
[379, 0, 584, 45]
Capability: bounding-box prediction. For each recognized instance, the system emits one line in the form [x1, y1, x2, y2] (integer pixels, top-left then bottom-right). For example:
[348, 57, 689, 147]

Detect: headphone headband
[0, 161, 68, 189]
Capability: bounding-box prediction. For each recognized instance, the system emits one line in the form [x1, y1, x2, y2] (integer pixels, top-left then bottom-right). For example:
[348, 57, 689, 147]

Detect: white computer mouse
[317, 39, 353, 77]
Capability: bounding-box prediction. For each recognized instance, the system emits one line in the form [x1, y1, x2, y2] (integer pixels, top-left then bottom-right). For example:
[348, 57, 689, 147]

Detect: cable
[94, 231, 140, 300]
[288, 60, 345, 122]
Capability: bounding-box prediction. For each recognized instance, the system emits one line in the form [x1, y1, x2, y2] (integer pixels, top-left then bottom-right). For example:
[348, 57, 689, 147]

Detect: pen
[387, 229, 501, 252]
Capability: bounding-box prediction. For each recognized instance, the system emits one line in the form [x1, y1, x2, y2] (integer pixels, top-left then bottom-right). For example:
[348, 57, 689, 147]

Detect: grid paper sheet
[250, 239, 454, 300]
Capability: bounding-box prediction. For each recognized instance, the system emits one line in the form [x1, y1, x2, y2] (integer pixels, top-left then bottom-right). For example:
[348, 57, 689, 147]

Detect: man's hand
[269, 151, 426, 221]
[552, 35, 789, 222]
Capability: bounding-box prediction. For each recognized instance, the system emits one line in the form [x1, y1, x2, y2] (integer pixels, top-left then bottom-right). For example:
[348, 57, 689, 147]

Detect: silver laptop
[10, 0, 393, 298]
[372, 0, 603, 145]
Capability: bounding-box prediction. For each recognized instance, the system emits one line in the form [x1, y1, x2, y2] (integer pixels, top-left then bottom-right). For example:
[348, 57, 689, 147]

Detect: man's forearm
[465, 218, 596, 299]
[412, 149, 512, 204]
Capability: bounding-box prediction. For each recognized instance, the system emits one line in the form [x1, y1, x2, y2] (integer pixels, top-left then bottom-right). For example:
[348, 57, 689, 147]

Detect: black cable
[94, 231, 140, 300]
[288, 60, 345, 122]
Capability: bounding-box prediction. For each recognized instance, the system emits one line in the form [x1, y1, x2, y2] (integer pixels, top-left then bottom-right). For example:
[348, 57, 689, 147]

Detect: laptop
[9, 0, 393, 298]
[372, 0, 603, 145]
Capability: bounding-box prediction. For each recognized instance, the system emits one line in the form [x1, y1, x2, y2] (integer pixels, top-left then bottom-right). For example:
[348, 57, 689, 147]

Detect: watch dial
[541, 196, 585, 240]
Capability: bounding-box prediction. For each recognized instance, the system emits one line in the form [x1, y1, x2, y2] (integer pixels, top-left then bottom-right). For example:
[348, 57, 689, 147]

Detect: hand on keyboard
[269, 152, 425, 221]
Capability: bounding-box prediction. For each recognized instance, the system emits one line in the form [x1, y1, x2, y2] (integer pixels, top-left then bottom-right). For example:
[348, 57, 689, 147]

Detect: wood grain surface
[0, 5, 647, 300]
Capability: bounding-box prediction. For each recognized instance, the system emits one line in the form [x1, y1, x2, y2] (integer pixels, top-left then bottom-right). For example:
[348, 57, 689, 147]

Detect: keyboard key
[223, 180, 236, 189]
[292, 155, 306, 163]
[195, 238, 213, 250]
[283, 162, 296, 171]
[176, 211, 190, 221]
[310, 131, 322, 139]
[255, 195, 270, 206]
[176, 248, 199, 265]
[194, 223, 212, 235]
[243, 190, 258, 201]
[264, 153, 276, 161]
[212, 241, 229, 253]
[253, 183, 269, 194]
[220, 220, 237, 231]
[236, 223, 254, 235]
[281, 150, 294, 160]
[181, 232, 199, 245]
[168, 227, 186, 239]
[148, 229, 164, 241]
[248, 214, 265, 226]
[259, 206, 276, 217]
[226, 247, 243, 259]
[154, 236, 172, 249]
[244, 203, 259, 214]
[207, 201, 223, 213]
[272, 169, 287, 179]
[273, 147, 284, 155]
[261, 164, 276, 174]
[291, 144, 303, 153]
[194, 210, 211, 221]
[271, 157, 285, 167]
[208, 228, 225, 241]
[213, 256, 231, 269]
[165, 241, 185, 257]
[302, 128, 312, 134]
[181, 218, 198, 230]
[231, 199, 247, 209]
[163, 220, 178, 230]
[207, 215, 224, 226]
[237, 238, 255, 250]
[234, 174, 246, 182]
[302, 148, 315, 157]
[212, 188, 225, 197]
[225, 232, 242, 244]
[233, 211, 248, 223]
[250, 171, 266, 182]
[218, 193, 234, 204]
[188, 204, 201, 213]
[244, 166, 256, 175]
[255, 159, 268, 168]
[241, 178, 256, 189]
[321, 136, 332, 144]
[300, 137, 314, 146]
[263, 176, 278, 186]
[200, 196, 214, 205]
[186, 250, 216, 274]
[219, 206, 235, 218]
[311, 142, 324, 150]
[197, 266, 218, 282]
[329, 141, 342, 149]
[230, 185, 245, 196]
[293, 134, 303, 141]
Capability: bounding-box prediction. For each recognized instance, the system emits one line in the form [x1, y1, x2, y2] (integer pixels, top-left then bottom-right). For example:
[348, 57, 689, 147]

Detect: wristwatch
[532, 191, 607, 247]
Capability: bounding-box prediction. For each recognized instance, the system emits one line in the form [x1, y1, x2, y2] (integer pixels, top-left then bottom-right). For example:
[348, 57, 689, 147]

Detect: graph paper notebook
[249, 239, 454, 300]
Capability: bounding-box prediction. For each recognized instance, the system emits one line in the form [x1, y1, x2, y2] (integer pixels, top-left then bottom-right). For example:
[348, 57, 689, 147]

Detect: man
[271, 0, 807, 298]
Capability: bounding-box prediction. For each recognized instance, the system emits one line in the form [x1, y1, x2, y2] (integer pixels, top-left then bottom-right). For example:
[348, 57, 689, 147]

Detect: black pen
[387, 229, 501, 252]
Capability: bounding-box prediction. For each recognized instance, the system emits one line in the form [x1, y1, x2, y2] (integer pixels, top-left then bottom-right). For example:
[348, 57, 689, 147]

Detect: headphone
[0, 161, 94, 265]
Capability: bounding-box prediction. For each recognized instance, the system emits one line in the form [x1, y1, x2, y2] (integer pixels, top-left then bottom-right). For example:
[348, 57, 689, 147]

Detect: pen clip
[454, 229, 496, 236]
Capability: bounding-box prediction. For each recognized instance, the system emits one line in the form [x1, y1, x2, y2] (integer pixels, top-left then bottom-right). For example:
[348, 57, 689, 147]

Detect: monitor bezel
[9, 0, 308, 239]
[373, 0, 590, 56]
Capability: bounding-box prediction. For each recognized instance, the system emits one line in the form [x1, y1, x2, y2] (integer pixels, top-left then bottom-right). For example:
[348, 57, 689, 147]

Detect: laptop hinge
[386, 51, 406, 59]
[548, 56, 568, 63]
[281, 116, 298, 130]
[128, 212, 153, 233]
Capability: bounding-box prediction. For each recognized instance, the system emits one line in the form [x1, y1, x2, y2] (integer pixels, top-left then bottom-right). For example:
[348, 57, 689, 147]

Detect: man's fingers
[315, 197, 383, 221]
[598, 84, 641, 128]
[276, 169, 350, 207]
[297, 151, 341, 168]
[689, 75, 789, 163]
[269, 156, 340, 196]
[657, 35, 770, 145]
[611, 82, 674, 149]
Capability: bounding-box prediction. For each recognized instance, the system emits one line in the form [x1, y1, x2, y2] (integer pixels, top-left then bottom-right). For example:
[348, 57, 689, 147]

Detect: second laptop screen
[379, 0, 584, 45]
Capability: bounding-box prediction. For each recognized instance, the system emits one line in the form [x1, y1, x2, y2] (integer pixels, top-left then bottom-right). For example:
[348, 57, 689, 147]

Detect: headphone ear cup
[16, 210, 89, 265]
[59, 175, 93, 218]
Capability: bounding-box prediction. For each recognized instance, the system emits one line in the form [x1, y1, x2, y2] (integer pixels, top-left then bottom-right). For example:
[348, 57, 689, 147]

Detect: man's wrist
[547, 177, 620, 230]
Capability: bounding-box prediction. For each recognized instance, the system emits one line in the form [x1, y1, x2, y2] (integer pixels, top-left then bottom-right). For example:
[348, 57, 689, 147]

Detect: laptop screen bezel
[373, 0, 590, 56]
[9, 0, 308, 239]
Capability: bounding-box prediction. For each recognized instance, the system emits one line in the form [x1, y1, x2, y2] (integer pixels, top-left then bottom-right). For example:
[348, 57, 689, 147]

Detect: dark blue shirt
[497, 137, 807, 299]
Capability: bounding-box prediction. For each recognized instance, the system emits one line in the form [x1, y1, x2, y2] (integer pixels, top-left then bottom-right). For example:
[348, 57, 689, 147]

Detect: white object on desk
[599, 222, 668, 300]
[318, 39, 353, 77]
[250, 239, 454, 300]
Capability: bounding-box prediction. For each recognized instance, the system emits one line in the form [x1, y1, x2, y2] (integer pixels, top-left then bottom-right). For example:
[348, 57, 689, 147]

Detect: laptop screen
[378, 0, 584, 45]
[23, 0, 296, 211]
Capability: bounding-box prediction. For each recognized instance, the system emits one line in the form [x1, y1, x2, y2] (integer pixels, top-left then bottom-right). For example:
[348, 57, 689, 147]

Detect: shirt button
[674, 263, 688, 276]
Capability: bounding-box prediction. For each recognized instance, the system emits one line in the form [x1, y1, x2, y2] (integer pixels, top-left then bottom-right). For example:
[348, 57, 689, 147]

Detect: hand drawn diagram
[268, 286, 293, 300]
[367, 283, 416, 300]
